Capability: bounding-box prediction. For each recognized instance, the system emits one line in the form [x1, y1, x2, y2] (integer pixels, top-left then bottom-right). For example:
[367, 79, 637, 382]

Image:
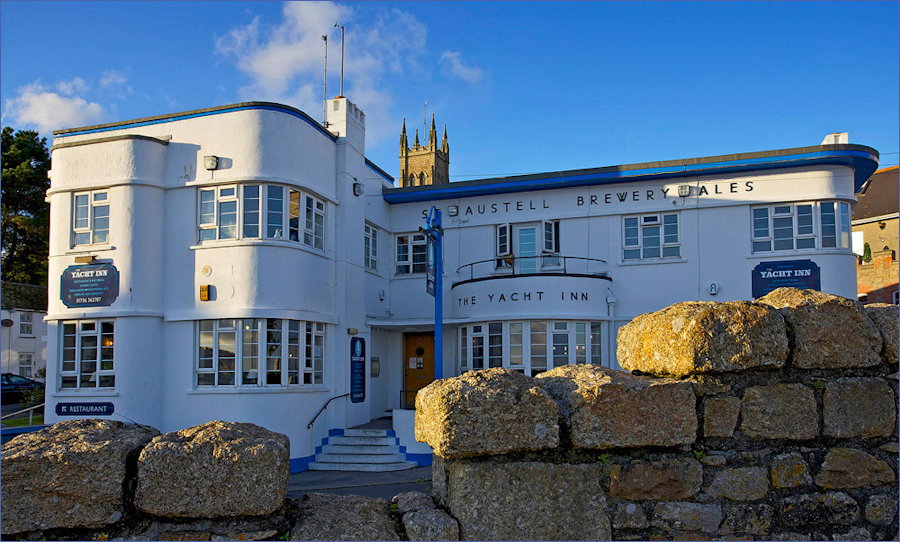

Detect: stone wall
[416, 288, 899, 541]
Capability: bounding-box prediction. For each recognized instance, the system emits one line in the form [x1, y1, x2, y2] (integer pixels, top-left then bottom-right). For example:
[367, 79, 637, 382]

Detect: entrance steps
[308, 428, 418, 472]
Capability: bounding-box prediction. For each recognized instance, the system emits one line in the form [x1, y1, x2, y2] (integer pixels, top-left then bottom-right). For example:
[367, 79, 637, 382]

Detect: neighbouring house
[1, 282, 48, 380]
[853, 165, 899, 304]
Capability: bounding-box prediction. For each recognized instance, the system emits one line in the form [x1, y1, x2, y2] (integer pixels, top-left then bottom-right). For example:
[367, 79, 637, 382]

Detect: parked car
[1, 373, 44, 405]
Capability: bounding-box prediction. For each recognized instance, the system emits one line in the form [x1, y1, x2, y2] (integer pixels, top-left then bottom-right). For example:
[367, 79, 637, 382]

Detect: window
[458, 320, 604, 376]
[60, 320, 114, 389]
[496, 221, 560, 270]
[364, 224, 378, 270]
[197, 318, 325, 388]
[396, 233, 427, 274]
[19, 312, 33, 336]
[198, 184, 326, 249]
[752, 201, 851, 253]
[73, 190, 109, 246]
[892, 290, 899, 305]
[18, 353, 33, 378]
[623, 213, 680, 260]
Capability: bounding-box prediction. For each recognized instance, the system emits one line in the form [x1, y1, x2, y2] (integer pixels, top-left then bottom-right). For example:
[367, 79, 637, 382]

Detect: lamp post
[424, 206, 443, 380]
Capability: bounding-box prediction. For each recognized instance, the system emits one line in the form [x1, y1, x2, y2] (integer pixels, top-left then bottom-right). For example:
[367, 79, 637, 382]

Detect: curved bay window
[457, 320, 604, 376]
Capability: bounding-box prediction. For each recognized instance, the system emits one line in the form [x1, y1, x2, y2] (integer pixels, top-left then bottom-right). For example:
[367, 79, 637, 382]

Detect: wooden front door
[403, 333, 435, 408]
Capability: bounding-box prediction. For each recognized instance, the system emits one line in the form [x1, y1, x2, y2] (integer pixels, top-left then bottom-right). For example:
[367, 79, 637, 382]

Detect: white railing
[1, 403, 46, 427]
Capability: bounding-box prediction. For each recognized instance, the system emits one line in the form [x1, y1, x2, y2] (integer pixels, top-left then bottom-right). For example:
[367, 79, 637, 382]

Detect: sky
[1, 1, 898, 183]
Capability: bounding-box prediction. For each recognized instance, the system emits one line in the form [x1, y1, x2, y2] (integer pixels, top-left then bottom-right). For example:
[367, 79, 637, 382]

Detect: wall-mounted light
[347, 327, 359, 335]
[448, 205, 459, 217]
[74, 255, 98, 264]
[200, 285, 211, 301]
[353, 182, 364, 196]
[378, 289, 386, 301]
[678, 185, 691, 197]
[708, 282, 720, 295]
[204, 156, 219, 170]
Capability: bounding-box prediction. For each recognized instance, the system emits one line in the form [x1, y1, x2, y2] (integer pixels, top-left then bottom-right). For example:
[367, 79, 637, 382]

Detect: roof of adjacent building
[383, 143, 880, 204]
[1, 282, 48, 311]
[854, 166, 899, 221]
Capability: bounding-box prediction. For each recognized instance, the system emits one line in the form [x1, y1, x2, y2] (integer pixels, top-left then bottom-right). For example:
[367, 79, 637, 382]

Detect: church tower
[399, 114, 449, 187]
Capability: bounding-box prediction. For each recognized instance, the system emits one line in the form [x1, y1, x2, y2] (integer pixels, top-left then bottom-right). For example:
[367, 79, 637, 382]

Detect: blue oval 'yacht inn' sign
[61, 263, 120, 307]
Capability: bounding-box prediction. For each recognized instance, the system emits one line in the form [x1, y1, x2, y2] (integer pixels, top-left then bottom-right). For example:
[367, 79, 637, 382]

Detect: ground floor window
[196, 319, 325, 388]
[458, 320, 604, 376]
[60, 319, 115, 389]
[18, 353, 33, 378]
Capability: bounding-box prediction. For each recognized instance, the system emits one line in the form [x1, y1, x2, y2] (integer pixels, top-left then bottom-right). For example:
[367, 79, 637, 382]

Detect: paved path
[288, 465, 432, 500]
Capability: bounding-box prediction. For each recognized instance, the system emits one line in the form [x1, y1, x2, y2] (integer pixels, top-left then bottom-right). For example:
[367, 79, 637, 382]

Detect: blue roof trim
[383, 149, 879, 204]
[56, 104, 337, 141]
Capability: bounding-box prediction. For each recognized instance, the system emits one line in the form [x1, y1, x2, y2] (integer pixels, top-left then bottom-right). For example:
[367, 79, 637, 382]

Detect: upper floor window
[396, 233, 427, 275]
[623, 213, 680, 261]
[73, 190, 109, 246]
[495, 221, 560, 272]
[751, 201, 851, 253]
[19, 312, 33, 336]
[364, 224, 378, 270]
[196, 318, 325, 388]
[60, 319, 115, 389]
[198, 184, 326, 250]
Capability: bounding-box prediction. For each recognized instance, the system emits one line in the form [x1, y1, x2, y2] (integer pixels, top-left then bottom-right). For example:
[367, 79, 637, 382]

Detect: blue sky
[2, 1, 898, 182]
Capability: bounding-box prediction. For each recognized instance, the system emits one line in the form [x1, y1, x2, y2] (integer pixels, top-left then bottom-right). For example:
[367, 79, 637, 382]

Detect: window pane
[219, 200, 237, 239]
[663, 215, 678, 244]
[839, 203, 851, 249]
[267, 186, 283, 238]
[242, 319, 259, 385]
[472, 335, 484, 369]
[797, 237, 815, 249]
[773, 216, 793, 250]
[662, 246, 680, 257]
[509, 323, 523, 367]
[266, 319, 282, 385]
[488, 323, 502, 368]
[797, 205, 813, 235]
[624, 248, 641, 260]
[243, 185, 260, 238]
[74, 195, 90, 229]
[575, 322, 586, 364]
[821, 202, 836, 248]
[642, 225, 660, 258]
[412, 242, 427, 273]
[199, 190, 215, 224]
[289, 190, 301, 242]
[552, 328, 568, 368]
[624, 218, 639, 246]
[590, 322, 602, 364]
[752, 240, 771, 252]
[459, 328, 468, 369]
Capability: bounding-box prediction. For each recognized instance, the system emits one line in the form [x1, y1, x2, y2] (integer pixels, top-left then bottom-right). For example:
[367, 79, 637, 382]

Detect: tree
[2, 126, 51, 285]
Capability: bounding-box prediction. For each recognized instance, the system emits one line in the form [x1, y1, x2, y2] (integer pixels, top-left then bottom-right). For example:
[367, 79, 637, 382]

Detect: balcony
[451, 256, 613, 321]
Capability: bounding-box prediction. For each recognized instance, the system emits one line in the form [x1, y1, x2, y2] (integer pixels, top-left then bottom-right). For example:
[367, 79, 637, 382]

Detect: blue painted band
[405, 452, 433, 466]
[290, 455, 316, 473]
[383, 150, 879, 204]
[328, 428, 345, 437]
[58, 104, 337, 141]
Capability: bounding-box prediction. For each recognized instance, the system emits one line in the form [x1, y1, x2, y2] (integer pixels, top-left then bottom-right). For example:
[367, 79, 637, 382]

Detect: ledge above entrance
[451, 273, 613, 321]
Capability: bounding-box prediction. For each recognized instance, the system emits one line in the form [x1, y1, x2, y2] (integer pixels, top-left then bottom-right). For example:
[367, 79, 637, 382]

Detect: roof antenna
[321, 34, 328, 126]
[334, 23, 345, 97]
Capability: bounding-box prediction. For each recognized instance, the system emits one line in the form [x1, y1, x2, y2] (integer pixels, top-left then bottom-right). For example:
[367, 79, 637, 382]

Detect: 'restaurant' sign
[55, 402, 115, 416]
[751, 260, 821, 298]
[350, 337, 365, 403]
[61, 263, 119, 308]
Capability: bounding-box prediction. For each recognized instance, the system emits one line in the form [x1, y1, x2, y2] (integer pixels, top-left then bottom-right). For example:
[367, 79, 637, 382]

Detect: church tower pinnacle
[399, 112, 449, 187]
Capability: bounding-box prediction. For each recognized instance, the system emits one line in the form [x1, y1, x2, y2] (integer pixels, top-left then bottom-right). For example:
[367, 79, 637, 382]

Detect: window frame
[18, 353, 33, 378]
[458, 320, 604, 377]
[395, 233, 427, 275]
[751, 201, 852, 254]
[195, 318, 326, 389]
[72, 189, 110, 246]
[623, 212, 680, 261]
[364, 223, 379, 271]
[59, 319, 115, 390]
[19, 312, 33, 336]
[197, 183, 326, 250]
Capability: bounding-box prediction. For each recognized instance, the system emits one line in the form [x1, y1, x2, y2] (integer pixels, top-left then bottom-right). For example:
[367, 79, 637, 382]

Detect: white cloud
[56, 77, 89, 96]
[439, 51, 483, 84]
[4, 81, 106, 133]
[100, 70, 128, 88]
[216, 2, 428, 143]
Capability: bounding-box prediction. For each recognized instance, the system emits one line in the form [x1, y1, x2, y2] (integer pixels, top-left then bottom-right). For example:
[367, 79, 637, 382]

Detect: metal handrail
[1, 402, 45, 427]
[456, 255, 609, 282]
[307, 393, 349, 429]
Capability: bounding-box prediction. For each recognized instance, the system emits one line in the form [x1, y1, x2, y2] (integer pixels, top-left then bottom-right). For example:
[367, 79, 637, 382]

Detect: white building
[43, 99, 879, 470]
[1, 282, 48, 381]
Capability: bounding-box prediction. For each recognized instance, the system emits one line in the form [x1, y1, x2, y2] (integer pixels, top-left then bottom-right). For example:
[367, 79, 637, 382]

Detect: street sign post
[424, 207, 443, 381]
